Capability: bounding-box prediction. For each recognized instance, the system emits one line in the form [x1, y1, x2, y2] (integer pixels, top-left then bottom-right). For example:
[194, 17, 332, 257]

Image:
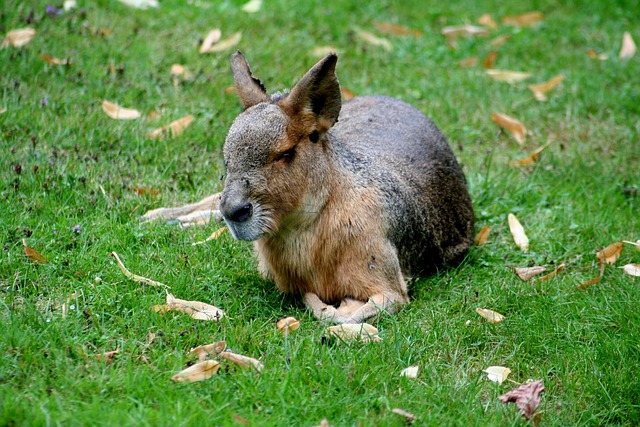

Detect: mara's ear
[230, 50, 269, 110]
[281, 53, 341, 134]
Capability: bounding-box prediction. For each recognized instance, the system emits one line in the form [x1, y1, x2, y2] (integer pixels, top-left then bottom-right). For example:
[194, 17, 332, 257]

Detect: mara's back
[330, 96, 474, 276]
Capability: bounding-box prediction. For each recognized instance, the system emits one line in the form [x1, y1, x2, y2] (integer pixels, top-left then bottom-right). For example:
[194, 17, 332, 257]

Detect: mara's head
[220, 51, 342, 241]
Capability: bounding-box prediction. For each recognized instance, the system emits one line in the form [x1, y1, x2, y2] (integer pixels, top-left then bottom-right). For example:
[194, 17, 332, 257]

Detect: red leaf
[498, 380, 544, 420]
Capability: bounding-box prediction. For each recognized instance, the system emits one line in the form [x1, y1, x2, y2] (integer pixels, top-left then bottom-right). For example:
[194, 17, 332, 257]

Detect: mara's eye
[276, 147, 295, 161]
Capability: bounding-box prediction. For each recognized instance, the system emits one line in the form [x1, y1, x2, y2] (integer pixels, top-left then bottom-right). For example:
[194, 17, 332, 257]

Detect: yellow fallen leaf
[191, 341, 226, 361]
[171, 64, 186, 75]
[441, 25, 489, 39]
[487, 69, 532, 83]
[458, 57, 478, 67]
[482, 50, 498, 69]
[400, 365, 419, 378]
[491, 113, 526, 145]
[220, 351, 264, 372]
[578, 263, 605, 290]
[23, 239, 49, 264]
[391, 408, 416, 423]
[276, 316, 300, 335]
[597, 242, 624, 265]
[508, 213, 529, 251]
[341, 88, 356, 100]
[102, 100, 141, 120]
[166, 293, 225, 321]
[326, 323, 381, 343]
[485, 366, 511, 384]
[146, 115, 194, 139]
[39, 54, 69, 65]
[514, 266, 547, 281]
[490, 34, 511, 46]
[152, 304, 170, 314]
[502, 12, 544, 27]
[536, 263, 565, 282]
[192, 227, 228, 246]
[373, 22, 423, 37]
[354, 28, 392, 51]
[509, 141, 553, 167]
[619, 31, 636, 59]
[474, 225, 491, 246]
[241, 0, 262, 13]
[202, 32, 242, 53]
[171, 360, 220, 383]
[4, 28, 37, 48]
[621, 264, 640, 277]
[199, 29, 222, 53]
[476, 308, 505, 324]
[478, 13, 498, 29]
[110, 252, 168, 288]
[528, 75, 564, 101]
[95, 349, 120, 363]
[311, 45, 338, 57]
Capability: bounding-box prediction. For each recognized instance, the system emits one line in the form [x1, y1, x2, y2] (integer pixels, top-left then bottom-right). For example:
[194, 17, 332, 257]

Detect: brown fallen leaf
[458, 57, 479, 67]
[39, 54, 70, 65]
[482, 50, 498, 69]
[4, 28, 37, 48]
[586, 49, 609, 60]
[487, 69, 532, 83]
[146, 115, 194, 139]
[191, 341, 227, 361]
[95, 349, 120, 363]
[110, 252, 168, 288]
[597, 242, 624, 265]
[202, 32, 242, 53]
[501, 12, 544, 27]
[102, 100, 141, 120]
[578, 263, 605, 290]
[354, 28, 392, 51]
[276, 316, 300, 335]
[373, 22, 422, 37]
[514, 266, 547, 281]
[220, 351, 264, 372]
[241, 0, 261, 13]
[528, 75, 564, 101]
[441, 25, 489, 39]
[166, 293, 225, 321]
[326, 323, 382, 343]
[619, 31, 636, 59]
[498, 380, 545, 420]
[171, 360, 220, 382]
[23, 239, 49, 264]
[391, 408, 416, 423]
[490, 34, 511, 46]
[474, 225, 491, 246]
[477, 14, 498, 29]
[199, 29, 222, 53]
[400, 365, 419, 378]
[341, 88, 356, 100]
[621, 264, 640, 277]
[508, 213, 529, 251]
[536, 263, 565, 282]
[491, 113, 526, 145]
[485, 366, 511, 384]
[476, 308, 505, 324]
[509, 141, 553, 167]
[192, 227, 228, 246]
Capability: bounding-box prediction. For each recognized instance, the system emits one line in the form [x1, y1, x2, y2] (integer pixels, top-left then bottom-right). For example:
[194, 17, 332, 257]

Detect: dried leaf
[514, 266, 547, 281]
[199, 29, 222, 53]
[623, 240, 640, 251]
[132, 187, 159, 196]
[241, 0, 262, 13]
[202, 32, 242, 53]
[0, 108, 6, 114]
[166, 293, 225, 321]
[152, 304, 170, 314]
[586, 49, 609, 60]
[23, 239, 49, 264]
[110, 252, 168, 288]
[191, 341, 226, 361]
[171, 360, 220, 383]
[39, 54, 69, 65]
[276, 316, 300, 334]
[502, 12, 544, 27]
[474, 225, 491, 246]
[441, 25, 489, 39]
[485, 366, 511, 384]
[490, 34, 511, 46]
[597, 242, 624, 265]
[619, 31, 636, 59]
[146, 332, 156, 345]
[373, 22, 422, 37]
[171, 64, 186, 75]
[117, 0, 158, 9]
[341, 88, 356, 100]
[491, 113, 526, 145]
[192, 227, 228, 246]
[482, 51, 498, 69]
[220, 351, 264, 372]
[528, 75, 564, 101]
[102, 100, 141, 120]
[95, 349, 120, 363]
[325, 323, 382, 343]
[578, 263, 605, 290]
[477, 14, 498, 29]
[536, 263, 565, 282]
[311, 45, 338, 57]
[508, 213, 529, 251]
[4, 28, 37, 48]
[509, 141, 553, 167]
[354, 29, 392, 51]
[498, 380, 545, 420]
[391, 408, 416, 423]
[476, 308, 505, 324]
[621, 264, 640, 277]
[146, 115, 194, 139]
[487, 69, 532, 83]
[400, 365, 419, 378]
[458, 57, 478, 67]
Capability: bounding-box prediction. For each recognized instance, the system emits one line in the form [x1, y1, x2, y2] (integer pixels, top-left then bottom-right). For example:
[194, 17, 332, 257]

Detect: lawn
[1, 0, 639, 425]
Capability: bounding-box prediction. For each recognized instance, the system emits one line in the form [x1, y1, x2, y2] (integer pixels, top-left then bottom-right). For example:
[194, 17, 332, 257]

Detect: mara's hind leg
[140, 193, 223, 226]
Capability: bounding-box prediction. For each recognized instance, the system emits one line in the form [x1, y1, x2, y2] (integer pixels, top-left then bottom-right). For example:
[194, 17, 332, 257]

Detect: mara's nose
[222, 201, 253, 223]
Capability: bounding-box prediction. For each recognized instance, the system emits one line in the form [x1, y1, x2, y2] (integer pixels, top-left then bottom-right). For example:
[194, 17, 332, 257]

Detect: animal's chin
[224, 219, 266, 242]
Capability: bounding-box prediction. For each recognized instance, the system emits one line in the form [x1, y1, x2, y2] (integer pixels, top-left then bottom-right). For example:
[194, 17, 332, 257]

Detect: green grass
[1, 0, 639, 425]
